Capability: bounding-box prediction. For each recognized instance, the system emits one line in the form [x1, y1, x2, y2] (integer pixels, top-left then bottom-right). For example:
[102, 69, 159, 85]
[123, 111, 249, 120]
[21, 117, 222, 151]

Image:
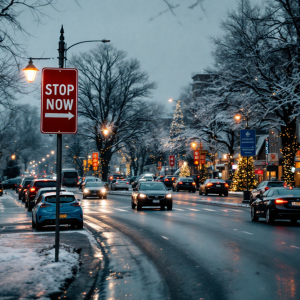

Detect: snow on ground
[0, 234, 80, 300]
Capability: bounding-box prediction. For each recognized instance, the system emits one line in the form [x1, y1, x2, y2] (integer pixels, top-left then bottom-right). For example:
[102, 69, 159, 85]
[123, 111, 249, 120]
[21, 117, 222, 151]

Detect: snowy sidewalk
[0, 230, 101, 300]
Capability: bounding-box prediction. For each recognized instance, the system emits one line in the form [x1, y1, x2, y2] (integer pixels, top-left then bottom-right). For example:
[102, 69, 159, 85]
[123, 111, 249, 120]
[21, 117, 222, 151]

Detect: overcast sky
[19, 0, 245, 112]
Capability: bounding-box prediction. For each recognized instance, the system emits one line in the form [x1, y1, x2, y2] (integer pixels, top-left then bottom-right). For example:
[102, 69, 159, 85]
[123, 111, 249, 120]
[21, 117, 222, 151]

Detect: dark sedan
[199, 179, 229, 196]
[251, 187, 300, 224]
[2, 177, 21, 190]
[172, 177, 196, 192]
[131, 182, 172, 210]
[163, 175, 178, 188]
[250, 181, 284, 203]
[83, 182, 107, 199]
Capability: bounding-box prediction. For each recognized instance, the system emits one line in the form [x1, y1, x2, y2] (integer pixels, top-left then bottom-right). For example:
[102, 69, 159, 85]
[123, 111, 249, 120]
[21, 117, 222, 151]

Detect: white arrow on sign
[45, 112, 74, 120]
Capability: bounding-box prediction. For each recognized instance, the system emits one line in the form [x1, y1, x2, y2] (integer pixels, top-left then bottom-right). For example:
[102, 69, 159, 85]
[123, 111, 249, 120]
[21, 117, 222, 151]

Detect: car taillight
[30, 188, 35, 192]
[192, 182, 196, 185]
[178, 182, 183, 184]
[165, 179, 169, 181]
[126, 182, 129, 184]
[275, 199, 289, 204]
[71, 202, 81, 207]
[24, 189, 27, 192]
[207, 183, 213, 187]
[225, 183, 229, 188]
[265, 187, 270, 191]
[115, 183, 118, 185]
[40, 203, 50, 208]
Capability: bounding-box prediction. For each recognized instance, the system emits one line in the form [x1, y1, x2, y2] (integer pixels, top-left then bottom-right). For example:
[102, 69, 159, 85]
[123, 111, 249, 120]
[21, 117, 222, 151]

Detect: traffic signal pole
[55, 26, 65, 262]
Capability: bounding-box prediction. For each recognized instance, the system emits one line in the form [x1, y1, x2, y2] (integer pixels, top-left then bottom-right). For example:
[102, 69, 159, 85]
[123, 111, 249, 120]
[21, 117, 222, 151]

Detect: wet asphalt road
[2, 188, 300, 300]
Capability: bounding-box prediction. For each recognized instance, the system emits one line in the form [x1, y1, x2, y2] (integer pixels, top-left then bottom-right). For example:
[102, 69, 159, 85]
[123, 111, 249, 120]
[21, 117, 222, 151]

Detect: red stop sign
[41, 68, 78, 134]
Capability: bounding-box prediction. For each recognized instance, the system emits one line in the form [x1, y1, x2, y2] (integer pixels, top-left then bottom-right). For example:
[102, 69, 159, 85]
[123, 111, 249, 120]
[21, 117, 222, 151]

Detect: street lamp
[23, 58, 39, 83]
[11, 154, 16, 160]
[103, 128, 109, 137]
[234, 114, 241, 122]
[51, 151, 55, 155]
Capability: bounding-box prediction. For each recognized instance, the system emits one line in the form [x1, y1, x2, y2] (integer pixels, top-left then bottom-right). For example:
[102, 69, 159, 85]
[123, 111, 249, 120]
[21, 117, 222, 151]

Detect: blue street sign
[265, 137, 269, 155]
[240, 129, 256, 156]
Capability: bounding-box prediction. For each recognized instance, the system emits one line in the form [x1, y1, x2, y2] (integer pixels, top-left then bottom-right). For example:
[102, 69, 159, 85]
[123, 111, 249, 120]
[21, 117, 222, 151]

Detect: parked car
[2, 177, 22, 190]
[18, 177, 35, 201]
[110, 179, 130, 191]
[173, 177, 196, 192]
[32, 191, 83, 230]
[31, 187, 67, 211]
[251, 187, 300, 224]
[250, 181, 285, 203]
[83, 182, 107, 199]
[199, 179, 229, 196]
[131, 181, 172, 210]
[25, 179, 57, 209]
[163, 175, 178, 188]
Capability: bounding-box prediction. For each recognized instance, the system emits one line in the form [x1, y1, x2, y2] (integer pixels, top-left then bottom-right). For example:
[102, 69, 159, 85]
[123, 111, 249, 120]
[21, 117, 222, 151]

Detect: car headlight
[166, 194, 172, 199]
[101, 188, 106, 193]
[84, 188, 89, 193]
[139, 193, 147, 199]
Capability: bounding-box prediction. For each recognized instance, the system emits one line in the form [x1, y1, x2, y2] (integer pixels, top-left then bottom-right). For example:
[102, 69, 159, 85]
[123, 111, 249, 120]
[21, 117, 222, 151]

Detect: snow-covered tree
[179, 162, 190, 177]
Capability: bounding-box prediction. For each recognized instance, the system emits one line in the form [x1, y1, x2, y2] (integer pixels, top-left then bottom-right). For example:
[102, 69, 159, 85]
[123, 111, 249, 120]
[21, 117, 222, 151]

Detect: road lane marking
[173, 208, 184, 211]
[291, 245, 300, 250]
[203, 208, 215, 211]
[161, 236, 169, 240]
[98, 209, 112, 213]
[84, 220, 103, 231]
[114, 208, 127, 212]
[233, 229, 238, 231]
[242, 231, 253, 235]
[188, 208, 200, 211]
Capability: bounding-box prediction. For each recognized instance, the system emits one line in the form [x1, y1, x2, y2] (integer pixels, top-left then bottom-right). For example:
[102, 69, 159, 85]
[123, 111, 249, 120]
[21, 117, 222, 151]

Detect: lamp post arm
[66, 39, 110, 51]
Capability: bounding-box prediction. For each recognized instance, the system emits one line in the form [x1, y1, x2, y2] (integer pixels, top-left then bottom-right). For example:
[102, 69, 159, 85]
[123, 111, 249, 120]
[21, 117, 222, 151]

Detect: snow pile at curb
[0, 236, 80, 300]
[196, 200, 250, 208]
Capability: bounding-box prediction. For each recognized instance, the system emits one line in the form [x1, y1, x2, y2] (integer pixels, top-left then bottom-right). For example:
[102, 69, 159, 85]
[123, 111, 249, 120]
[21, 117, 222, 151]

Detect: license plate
[292, 202, 300, 206]
[92, 192, 97, 195]
[216, 185, 221, 187]
[59, 214, 67, 218]
[153, 200, 160, 203]
[185, 183, 189, 185]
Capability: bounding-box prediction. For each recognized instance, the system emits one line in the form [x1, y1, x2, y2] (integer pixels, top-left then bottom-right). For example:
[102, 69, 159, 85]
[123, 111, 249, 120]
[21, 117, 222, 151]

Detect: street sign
[41, 68, 78, 134]
[200, 154, 206, 165]
[266, 137, 269, 154]
[92, 152, 99, 170]
[169, 155, 175, 167]
[240, 129, 256, 156]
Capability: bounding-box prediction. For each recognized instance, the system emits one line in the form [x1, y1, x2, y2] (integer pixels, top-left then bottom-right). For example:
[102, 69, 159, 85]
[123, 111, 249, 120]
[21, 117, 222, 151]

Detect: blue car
[32, 191, 83, 230]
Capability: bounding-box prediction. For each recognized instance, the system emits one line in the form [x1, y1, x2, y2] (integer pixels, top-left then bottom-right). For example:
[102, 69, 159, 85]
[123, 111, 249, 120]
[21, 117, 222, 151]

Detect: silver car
[110, 179, 130, 191]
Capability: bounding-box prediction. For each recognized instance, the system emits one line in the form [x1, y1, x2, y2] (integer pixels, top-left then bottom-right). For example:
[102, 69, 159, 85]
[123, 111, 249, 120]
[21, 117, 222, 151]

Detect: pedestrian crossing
[82, 206, 247, 214]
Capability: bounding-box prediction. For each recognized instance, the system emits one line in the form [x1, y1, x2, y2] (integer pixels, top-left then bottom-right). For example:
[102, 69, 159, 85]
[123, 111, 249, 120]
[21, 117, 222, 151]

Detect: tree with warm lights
[198, 164, 209, 183]
[179, 162, 190, 177]
[231, 156, 257, 191]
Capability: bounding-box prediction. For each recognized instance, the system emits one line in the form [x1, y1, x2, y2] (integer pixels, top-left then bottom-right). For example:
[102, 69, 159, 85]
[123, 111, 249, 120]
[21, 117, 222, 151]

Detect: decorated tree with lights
[179, 162, 190, 177]
[231, 156, 257, 191]
[280, 126, 299, 185]
[169, 101, 186, 164]
[198, 164, 209, 183]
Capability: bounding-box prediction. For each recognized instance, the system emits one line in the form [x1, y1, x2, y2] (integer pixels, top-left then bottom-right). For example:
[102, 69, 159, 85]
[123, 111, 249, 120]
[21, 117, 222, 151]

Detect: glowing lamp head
[11, 154, 16, 160]
[23, 58, 39, 83]
[103, 129, 109, 136]
[234, 114, 241, 122]
[168, 98, 173, 103]
[191, 142, 197, 149]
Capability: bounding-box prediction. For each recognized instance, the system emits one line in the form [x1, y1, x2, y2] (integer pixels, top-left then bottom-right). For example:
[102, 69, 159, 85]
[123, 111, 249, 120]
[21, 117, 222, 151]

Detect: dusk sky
[18, 0, 251, 113]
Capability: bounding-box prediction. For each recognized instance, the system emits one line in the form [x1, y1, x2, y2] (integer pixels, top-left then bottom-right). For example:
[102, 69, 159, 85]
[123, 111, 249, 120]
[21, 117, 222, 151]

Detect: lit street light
[23, 58, 39, 83]
[51, 151, 55, 155]
[11, 154, 16, 160]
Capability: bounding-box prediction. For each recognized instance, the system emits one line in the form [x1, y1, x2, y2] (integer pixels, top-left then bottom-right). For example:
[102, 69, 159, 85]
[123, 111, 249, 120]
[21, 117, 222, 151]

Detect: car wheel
[126, 189, 129, 191]
[160, 205, 165, 210]
[83, 195, 86, 199]
[205, 189, 208, 196]
[32, 216, 36, 229]
[137, 201, 142, 210]
[102, 195, 107, 199]
[27, 204, 32, 212]
[265, 208, 274, 224]
[22, 196, 25, 202]
[167, 203, 173, 210]
[219, 193, 222, 196]
[77, 221, 83, 229]
[291, 218, 298, 225]
[199, 190, 202, 195]
[25, 200, 28, 208]
[36, 218, 42, 231]
[224, 192, 228, 197]
[176, 188, 179, 192]
[131, 200, 136, 209]
[251, 206, 259, 222]
[193, 190, 196, 193]
[18, 194, 21, 200]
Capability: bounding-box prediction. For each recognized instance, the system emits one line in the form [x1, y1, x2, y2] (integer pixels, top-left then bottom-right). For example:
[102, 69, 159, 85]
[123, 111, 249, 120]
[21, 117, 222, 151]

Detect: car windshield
[86, 178, 96, 182]
[45, 195, 75, 203]
[277, 189, 300, 196]
[268, 182, 284, 187]
[143, 177, 153, 180]
[209, 179, 225, 183]
[35, 181, 56, 187]
[24, 181, 32, 186]
[63, 172, 77, 178]
[180, 178, 194, 182]
[86, 182, 104, 187]
[139, 183, 166, 190]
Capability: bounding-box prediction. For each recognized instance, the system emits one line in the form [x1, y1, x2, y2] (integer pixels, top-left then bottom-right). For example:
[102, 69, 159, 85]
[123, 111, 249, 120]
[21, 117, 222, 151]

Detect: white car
[110, 179, 130, 191]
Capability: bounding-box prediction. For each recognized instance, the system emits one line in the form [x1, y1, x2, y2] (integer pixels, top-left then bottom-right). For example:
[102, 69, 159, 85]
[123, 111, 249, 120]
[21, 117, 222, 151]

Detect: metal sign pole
[55, 25, 65, 262]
